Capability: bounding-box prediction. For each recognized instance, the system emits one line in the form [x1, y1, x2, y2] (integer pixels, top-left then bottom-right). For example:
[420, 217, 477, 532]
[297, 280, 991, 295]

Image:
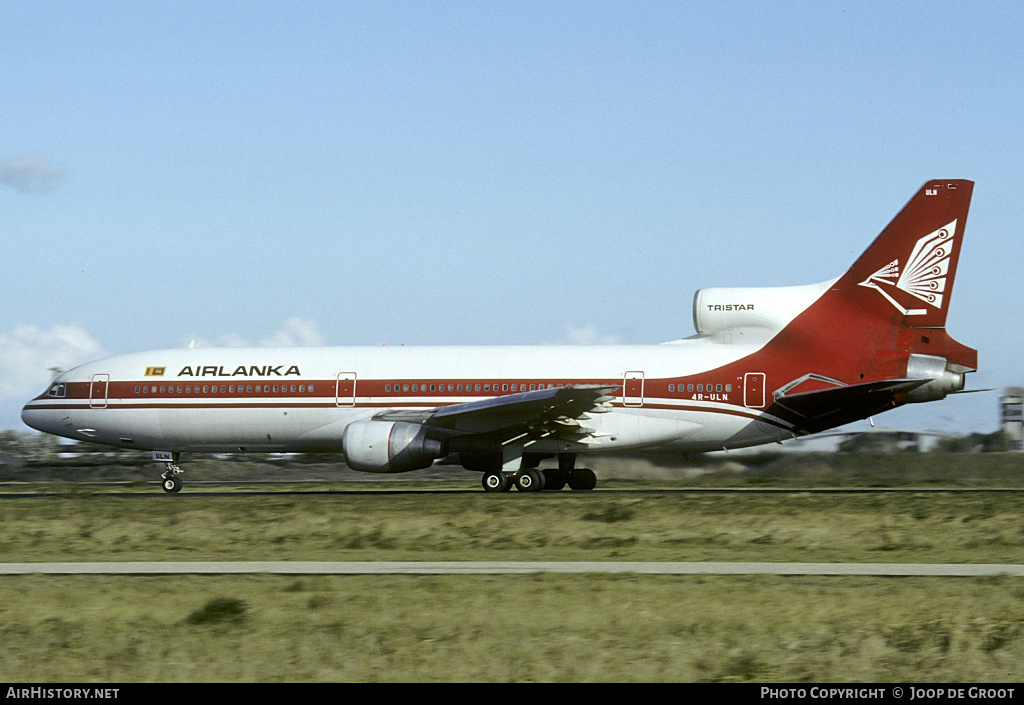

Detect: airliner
[22, 180, 977, 493]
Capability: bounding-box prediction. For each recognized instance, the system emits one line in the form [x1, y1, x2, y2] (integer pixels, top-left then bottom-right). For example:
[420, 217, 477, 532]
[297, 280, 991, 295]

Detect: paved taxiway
[0, 561, 1022, 576]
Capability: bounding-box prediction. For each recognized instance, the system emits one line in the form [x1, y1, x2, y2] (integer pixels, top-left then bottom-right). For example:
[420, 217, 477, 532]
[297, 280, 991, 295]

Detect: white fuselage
[22, 337, 795, 459]
[20, 180, 980, 484]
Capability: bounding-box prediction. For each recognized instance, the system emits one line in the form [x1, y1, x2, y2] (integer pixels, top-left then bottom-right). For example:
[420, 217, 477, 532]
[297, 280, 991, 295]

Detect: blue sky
[3, 1, 1022, 437]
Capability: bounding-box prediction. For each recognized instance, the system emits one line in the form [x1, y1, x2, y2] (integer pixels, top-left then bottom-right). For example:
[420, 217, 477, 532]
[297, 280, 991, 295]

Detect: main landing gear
[481, 454, 597, 493]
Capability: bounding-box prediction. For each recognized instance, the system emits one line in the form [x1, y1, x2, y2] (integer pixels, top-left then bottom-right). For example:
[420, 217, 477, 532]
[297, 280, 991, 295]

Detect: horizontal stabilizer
[774, 378, 929, 435]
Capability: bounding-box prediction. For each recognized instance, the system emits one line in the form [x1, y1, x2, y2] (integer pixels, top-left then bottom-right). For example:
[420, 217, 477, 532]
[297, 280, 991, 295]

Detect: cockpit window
[47, 382, 67, 397]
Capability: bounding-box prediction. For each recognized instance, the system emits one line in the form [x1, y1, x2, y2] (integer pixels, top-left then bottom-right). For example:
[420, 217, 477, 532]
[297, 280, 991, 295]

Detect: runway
[0, 561, 1022, 576]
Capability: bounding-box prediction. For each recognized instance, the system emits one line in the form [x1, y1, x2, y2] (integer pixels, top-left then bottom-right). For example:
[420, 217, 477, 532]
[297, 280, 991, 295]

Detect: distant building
[1001, 387, 1024, 451]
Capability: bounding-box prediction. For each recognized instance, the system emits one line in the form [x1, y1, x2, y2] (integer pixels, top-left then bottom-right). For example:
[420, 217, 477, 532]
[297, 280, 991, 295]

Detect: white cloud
[1, 155, 64, 194]
[0, 324, 105, 401]
[183, 318, 325, 349]
[561, 324, 623, 345]
[258, 318, 325, 347]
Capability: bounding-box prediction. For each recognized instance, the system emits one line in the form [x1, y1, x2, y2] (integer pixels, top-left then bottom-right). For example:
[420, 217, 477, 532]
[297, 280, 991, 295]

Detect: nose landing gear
[154, 450, 183, 493]
[161, 474, 182, 493]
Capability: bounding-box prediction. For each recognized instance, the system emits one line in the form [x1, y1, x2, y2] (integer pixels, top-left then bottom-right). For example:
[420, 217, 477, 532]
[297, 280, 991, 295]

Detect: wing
[375, 384, 620, 443]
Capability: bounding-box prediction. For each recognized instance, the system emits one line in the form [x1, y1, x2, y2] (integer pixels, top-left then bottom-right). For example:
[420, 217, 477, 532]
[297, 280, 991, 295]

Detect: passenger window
[726, 384, 732, 392]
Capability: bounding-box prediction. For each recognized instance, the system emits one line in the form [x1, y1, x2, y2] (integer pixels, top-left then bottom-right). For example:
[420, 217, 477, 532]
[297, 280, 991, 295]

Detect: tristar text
[706, 304, 754, 311]
[177, 365, 301, 377]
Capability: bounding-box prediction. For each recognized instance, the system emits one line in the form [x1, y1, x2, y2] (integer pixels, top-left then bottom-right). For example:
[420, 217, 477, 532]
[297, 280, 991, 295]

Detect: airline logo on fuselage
[176, 365, 302, 377]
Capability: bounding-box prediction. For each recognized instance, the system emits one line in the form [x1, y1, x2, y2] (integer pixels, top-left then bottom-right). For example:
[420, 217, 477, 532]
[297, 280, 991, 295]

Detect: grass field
[2, 574, 1022, 682]
[0, 452, 1022, 681]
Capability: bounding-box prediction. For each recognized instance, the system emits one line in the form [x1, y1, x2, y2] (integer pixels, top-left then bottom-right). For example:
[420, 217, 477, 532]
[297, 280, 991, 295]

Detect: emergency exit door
[623, 371, 644, 407]
[744, 372, 766, 408]
[335, 372, 356, 407]
[89, 374, 109, 409]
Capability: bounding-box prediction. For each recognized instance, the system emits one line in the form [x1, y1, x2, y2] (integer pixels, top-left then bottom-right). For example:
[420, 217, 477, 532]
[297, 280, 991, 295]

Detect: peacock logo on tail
[858, 220, 956, 316]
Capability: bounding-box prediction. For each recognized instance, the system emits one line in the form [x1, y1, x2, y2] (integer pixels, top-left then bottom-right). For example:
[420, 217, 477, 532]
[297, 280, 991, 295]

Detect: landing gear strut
[155, 450, 183, 493]
[558, 453, 597, 491]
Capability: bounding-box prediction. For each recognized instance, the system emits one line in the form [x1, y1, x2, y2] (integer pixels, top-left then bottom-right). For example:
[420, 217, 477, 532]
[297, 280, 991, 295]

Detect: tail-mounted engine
[341, 420, 445, 473]
[905, 353, 967, 403]
[692, 280, 833, 337]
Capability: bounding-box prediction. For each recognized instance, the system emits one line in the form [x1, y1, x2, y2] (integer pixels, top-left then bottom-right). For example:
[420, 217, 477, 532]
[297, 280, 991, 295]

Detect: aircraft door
[744, 372, 766, 408]
[89, 374, 109, 409]
[622, 371, 644, 407]
[336, 372, 356, 407]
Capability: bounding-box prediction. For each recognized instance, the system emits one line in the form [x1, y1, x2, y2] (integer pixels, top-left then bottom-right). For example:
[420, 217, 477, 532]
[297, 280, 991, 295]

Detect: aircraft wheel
[568, 468, 597, 491]
[515, 468, 544, 492]
[162, 476, 182, 493]
[542, 469, 567, 491]
[482, 471, 509, 493]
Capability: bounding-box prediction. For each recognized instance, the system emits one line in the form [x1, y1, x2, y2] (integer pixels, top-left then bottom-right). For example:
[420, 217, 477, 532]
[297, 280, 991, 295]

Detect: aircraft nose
[21, 402, 56, 434]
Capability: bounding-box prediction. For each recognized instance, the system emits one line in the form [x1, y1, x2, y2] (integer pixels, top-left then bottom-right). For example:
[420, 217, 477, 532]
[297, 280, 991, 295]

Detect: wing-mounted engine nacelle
[342, 420, 445, 473]
[692, 280, 833, 337]
[905, 354, 967, 403]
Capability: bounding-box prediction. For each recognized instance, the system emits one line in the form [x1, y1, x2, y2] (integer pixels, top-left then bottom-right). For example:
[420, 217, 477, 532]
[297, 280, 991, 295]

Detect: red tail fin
[840, 179, 973, 330]
[761, 180, 977, 432]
